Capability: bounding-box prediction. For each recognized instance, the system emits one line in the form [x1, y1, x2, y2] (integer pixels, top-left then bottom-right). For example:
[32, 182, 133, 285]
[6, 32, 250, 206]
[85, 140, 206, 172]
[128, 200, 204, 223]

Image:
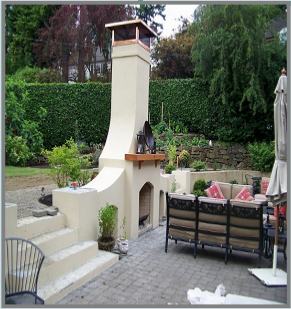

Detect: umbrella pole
[272, 203, 279, 276]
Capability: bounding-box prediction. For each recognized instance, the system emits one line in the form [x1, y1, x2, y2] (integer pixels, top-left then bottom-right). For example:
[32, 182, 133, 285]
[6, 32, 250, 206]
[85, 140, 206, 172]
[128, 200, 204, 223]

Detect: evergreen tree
[5, 5, 58, 74]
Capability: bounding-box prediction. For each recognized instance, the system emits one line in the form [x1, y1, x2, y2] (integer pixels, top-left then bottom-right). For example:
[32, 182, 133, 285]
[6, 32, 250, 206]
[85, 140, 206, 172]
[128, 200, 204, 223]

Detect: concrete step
[31, 228, 77, 256]
[16, 213, 66, 239]
[39, 250, 119, 304]
[38, 240, 99, 286]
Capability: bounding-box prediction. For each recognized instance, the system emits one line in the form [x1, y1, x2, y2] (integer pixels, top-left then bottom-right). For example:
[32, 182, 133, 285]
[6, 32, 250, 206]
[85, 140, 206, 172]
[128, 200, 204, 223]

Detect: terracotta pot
[98, 237, 115, 252]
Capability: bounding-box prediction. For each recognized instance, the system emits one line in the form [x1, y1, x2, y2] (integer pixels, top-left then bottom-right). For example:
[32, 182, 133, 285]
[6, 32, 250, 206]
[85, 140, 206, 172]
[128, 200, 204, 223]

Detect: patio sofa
[165, 182, 267, 263]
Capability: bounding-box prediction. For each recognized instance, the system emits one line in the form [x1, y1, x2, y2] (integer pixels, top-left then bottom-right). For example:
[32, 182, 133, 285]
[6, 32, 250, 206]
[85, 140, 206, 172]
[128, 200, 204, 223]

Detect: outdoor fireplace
[139, 182, 153, 227]
[55, 20, 163, 240]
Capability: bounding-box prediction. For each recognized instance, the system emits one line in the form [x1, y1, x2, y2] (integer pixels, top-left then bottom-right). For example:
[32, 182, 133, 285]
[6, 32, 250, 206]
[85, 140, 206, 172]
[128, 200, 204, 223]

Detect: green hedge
[9, 78, 272, 149]
[23, 83, 111, 149]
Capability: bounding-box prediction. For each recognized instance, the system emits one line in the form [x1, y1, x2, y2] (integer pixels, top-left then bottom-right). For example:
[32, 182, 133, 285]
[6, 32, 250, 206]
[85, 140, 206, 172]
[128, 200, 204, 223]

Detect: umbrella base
[248, 268, 287, 287]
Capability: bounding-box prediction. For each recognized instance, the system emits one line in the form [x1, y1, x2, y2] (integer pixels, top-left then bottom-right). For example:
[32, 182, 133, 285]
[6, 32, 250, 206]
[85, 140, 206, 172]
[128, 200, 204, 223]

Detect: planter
[117, 238, 129, 255]
[98, 237, 115, 252]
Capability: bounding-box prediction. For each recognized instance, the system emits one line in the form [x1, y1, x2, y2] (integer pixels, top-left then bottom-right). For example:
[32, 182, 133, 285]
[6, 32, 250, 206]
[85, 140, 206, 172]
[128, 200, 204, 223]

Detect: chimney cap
[105, 19, 158, 38]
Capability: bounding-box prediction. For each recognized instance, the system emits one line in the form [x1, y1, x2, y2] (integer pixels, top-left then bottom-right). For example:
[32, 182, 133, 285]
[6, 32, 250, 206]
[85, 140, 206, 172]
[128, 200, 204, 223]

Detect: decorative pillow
[205, 182, 225, 199]
[234, 187, 254, 201]
[261, 177, 270, 195]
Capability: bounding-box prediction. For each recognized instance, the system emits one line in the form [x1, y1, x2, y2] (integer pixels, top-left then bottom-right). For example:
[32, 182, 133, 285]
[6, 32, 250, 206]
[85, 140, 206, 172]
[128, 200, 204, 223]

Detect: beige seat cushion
[169, 228, 194, 241]
[215, 182, 232, 200]
[229, 238, 259, 250]
[230, 217, 260, 228]
[199, 222, 226, 234]
[198, 233, 226, 245]
[199, 212, 227, 224]
[229, 226, 259, 238]
[169, 208, 196, 220]
[169, 217, 195, 229]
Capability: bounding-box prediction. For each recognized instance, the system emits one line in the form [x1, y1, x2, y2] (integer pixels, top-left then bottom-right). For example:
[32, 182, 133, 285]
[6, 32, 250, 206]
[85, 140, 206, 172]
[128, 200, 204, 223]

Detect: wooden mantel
[125, 153, 165, 169]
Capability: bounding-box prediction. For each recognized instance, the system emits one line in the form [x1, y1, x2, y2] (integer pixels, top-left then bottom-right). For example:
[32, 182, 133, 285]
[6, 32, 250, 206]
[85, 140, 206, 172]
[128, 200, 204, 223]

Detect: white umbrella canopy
[249, 69, 287, 286]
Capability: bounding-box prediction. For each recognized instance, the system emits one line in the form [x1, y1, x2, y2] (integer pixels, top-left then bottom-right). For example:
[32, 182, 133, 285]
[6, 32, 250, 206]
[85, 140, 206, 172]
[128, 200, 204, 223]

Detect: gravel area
[5, 184, 57, 219]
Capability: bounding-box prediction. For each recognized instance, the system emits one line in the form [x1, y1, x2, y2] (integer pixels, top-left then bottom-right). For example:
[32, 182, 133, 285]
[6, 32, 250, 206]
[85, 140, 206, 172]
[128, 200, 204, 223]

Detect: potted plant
[97, 203, 117, 251]
[117, 217, 129, 255]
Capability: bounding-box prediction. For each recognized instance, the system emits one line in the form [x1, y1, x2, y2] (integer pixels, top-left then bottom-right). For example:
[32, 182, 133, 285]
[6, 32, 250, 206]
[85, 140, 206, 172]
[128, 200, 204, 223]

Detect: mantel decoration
[136, 131, 146, 154]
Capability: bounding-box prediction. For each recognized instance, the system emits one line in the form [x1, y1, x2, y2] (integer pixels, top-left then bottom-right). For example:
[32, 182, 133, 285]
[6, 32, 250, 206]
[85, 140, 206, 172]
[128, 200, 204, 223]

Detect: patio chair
[197, 197, 229, 263]
[228, 201, 263, 261]
[165, 193, 197, 257]
[5, 237, 45, 305]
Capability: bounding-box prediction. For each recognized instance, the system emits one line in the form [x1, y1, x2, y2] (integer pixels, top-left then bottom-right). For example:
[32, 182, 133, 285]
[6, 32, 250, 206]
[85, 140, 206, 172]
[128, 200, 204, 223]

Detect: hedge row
[12, 78, 272, 149]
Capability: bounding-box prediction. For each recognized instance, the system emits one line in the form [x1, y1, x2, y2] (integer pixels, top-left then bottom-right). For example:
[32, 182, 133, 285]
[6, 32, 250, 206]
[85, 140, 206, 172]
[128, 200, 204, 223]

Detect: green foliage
[14, 82, 111, 149]
[167, 144, 177, 165]
[248, 142, 275, 172]
[135, 4, 165, 34]
[190, 5, 286, 142]
[8, 75, 279, 150]
[5, 166, 50, 177]
[152, 31, 194, 79]
[164, 163, 176, 174]
[98, 203, 117, 239]
[13, 66, 62, 83]
[5, 5, 58, 74]
[178, 150, 191, 168]
[5, 78, 45, 165]
[6, 136, 32, 166]
[192, 179, 207, 196]
[191, 160, 206, 171]
[43, 138, 90, 187]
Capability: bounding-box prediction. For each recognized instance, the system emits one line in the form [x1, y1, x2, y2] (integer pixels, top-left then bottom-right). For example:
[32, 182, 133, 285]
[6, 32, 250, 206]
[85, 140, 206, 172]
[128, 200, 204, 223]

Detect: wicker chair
[5, 237, 45, 304]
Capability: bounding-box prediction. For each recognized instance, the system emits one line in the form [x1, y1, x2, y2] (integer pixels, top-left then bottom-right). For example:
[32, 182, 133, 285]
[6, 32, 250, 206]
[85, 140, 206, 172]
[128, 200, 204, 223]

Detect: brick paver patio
[58, 224, 287, 305]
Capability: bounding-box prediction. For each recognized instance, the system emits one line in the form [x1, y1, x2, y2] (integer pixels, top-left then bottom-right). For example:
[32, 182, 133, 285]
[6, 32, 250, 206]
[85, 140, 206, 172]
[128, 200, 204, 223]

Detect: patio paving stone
[58, 224, 287, 305]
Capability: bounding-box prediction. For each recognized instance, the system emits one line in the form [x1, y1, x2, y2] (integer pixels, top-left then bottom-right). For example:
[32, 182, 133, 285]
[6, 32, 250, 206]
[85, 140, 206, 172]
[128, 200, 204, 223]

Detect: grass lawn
[5, 166, 51, 177]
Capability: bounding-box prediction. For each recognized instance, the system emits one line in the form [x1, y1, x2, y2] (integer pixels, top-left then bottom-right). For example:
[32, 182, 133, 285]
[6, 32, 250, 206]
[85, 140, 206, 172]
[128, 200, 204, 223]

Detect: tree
[152, 30, 194, 79]
[5, 5, 58, 74]
[135, 4, 165, 34]
[35, 5, 131, 82]
[190, 5, 287, 142]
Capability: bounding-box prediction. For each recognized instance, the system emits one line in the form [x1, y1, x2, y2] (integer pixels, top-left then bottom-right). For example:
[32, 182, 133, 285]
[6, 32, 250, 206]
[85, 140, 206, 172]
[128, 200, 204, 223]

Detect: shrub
[178, 150, 191, 168]
[98, 203, 117, 240]
[6, 136, 32, 166]
[7, 78, 275, 149]
[191, 160, 206, 171]
[13, 66, 62, 83]
[5, 78, 45, 164]
[165, 163, 176, 174]
[43, 138, 90, 187]
[192, 179, 207, 196]
[248, 142, 275, 172]
[167, 144, 177, 165]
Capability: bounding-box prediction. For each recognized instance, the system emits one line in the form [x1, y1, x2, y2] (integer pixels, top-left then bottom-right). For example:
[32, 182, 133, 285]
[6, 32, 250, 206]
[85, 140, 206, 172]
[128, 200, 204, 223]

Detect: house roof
[105, 19, 158, 38]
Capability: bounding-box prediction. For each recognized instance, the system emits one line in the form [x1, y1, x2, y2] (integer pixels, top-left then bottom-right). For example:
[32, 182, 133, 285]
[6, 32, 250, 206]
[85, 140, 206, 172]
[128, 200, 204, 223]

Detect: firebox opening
[139, 182, 153, 233]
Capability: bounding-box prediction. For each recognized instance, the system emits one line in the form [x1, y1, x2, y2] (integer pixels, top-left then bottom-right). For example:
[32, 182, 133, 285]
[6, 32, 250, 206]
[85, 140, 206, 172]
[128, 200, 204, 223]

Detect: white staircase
[16, 213, 118, 304]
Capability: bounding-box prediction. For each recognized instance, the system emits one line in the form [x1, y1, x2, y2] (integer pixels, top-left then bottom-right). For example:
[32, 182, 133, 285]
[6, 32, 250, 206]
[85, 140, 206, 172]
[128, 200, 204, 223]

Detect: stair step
[16, 213, 65, 239]
[38, 241, 98, 286]
[39, 251, 119, 304]
[31, 228, 77, 256]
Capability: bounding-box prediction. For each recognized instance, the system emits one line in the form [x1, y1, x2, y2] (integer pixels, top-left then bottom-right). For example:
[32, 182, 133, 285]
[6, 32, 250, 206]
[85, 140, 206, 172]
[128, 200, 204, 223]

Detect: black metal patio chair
[5, 237, 45, 305]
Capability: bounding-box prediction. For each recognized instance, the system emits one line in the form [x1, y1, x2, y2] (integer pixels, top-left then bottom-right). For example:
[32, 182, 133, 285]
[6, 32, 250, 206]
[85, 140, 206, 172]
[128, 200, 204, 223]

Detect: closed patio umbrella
[249, 69, 287, 286]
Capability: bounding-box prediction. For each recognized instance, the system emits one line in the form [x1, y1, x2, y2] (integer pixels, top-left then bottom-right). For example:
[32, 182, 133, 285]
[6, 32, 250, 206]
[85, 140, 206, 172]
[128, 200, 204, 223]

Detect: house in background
[68, 47, 112, 82]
